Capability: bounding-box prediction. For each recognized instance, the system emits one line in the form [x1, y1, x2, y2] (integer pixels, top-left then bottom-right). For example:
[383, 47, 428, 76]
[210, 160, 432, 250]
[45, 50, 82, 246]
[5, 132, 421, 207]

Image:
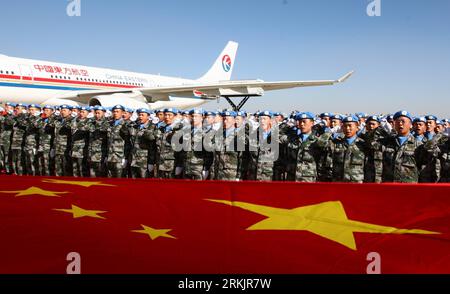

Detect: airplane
[0, 41, 353, 111]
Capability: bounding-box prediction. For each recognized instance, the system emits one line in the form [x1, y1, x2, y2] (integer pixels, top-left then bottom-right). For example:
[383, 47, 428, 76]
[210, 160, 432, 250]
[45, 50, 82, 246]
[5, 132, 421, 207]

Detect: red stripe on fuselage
[0, 74, 141, 89]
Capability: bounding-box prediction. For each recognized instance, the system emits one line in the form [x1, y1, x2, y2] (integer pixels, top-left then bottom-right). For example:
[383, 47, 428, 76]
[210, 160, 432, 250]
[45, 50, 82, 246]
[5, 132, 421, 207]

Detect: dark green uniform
[130, 121, 152, 178]
[53, 116, 74, 176]
[24, 114, 41, 176]
[11, 113, 28, 175]
[212, 127, 243, 181]
[37, 115, 55, 176]
[71, 117, 90, 177]
[107, 119, 131, 178]
[324, 136, 368, 183]
[88, 117, 109, 178]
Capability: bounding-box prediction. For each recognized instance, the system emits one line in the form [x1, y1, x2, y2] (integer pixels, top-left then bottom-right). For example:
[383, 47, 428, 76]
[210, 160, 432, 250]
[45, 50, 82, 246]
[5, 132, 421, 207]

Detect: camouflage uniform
[37, 115, 55, 176]
[153, 122, 184, 179]
[24, 114, 42, 176]
[272, 122, 290, 181]
[378, 134, 423, 183]
[71, 117, 91, 177]
[361, 127, 389, 183]
[0, 114, 14, 173]
[182, 126, 214, 180]
[53, 116, 74, 176]
[437, 135, 450, 182]
[107, 119, 131, 178]
[282, 129, 328, 182]
[129, 121, 152, 178]
[245, 127, 279, 181]
[212, 127, 243, 181]
[324, 136, 368, 183]
[88, 117, 109, 178]
[11, 113, 28, 175]
[122, 119, 134, 178]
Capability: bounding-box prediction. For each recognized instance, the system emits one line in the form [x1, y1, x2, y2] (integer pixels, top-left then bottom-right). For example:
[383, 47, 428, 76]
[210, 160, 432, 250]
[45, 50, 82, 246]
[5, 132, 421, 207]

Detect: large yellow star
[131, 225, 176, 240]
[207, 199, 440, 250]
[53, 204, 107, 219]
[42, 179, 115, 187]
[0, 186, 69, 197]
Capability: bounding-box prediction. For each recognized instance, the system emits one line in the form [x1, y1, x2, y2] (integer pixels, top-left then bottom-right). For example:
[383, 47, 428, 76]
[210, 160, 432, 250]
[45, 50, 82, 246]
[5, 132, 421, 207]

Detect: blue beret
[155, 109, 164, 114]
[94, 105, 106, 112]
[236, 111, 247, 117]
[28, 104, 41, 109]
[320, 112, 332, 118]
[366, 115, 380, 123]
[189, 109, 204, 115]
[60, 104, 71, 110]
[273, 112, 282, 117]
[393, 110, 413, 121]
[330, 114, 343, 121]
[413, 116, 427, 123]
[222, 110, 237, 117]
[16, 103, 26, 107]
[425, 115, 437, 121]
[343, 115, 359, 123]
[259, 110, 273, 118]
[5, 102, 16, 107]
[436, 120, 444, 126]
[443, 119, 449, 123]
[387, 115, 394, 121]
[164, 108, 179, 114]
[204, 111, 216, 117]
[125, 108, 134, 113]
[72, 105, 81, 110]
[43, 105, 55, 110]
[112, 105, 125, 111]
[295, 112, 315, 120]
[137, 108, 151, 115]
[80, 106, 90, 111]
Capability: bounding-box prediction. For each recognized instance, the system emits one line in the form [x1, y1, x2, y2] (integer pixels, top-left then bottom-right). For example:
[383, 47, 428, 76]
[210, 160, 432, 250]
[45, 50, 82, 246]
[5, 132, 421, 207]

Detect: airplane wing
[52, 71, 354, 105]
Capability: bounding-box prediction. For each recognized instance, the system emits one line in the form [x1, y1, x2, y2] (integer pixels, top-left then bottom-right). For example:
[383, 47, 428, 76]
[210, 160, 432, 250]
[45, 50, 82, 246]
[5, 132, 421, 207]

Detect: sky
[0, 0, 449, 117]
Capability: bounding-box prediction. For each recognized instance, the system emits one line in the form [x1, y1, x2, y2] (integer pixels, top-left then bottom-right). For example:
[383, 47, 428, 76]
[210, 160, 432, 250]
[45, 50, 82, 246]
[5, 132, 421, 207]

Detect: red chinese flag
[0, 176, 449, 274]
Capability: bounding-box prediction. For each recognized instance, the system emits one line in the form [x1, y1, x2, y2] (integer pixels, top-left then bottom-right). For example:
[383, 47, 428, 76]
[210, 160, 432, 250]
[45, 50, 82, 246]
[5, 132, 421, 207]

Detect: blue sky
[1, 0, 449, 117]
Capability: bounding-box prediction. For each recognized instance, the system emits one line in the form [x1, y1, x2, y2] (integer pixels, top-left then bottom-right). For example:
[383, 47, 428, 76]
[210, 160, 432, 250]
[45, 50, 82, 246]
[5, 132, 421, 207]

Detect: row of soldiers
[0, 102, 449, 183]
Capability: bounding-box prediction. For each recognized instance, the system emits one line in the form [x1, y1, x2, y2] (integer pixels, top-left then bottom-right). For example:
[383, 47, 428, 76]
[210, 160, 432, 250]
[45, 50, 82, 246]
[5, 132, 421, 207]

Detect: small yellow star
[0, 186, 69, 197]
[42, 179, 116, 187]
[53, 204, 107, 219]
[131, 225, 176, 240]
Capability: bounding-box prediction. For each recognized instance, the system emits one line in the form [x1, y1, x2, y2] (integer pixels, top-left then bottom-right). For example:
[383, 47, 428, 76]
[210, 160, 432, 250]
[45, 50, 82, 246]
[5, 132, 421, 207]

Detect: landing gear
[223, 96, 251, 112]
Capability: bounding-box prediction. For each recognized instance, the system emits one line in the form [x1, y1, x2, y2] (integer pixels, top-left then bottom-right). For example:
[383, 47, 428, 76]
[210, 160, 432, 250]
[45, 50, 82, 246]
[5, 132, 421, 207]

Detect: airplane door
[19, 64, 33, 81]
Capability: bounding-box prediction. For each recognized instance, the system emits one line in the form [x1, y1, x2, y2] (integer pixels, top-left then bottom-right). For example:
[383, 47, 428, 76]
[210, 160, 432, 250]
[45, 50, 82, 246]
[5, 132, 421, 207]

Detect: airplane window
[6, 71, 9, 74]
[12, 71, 14, 75]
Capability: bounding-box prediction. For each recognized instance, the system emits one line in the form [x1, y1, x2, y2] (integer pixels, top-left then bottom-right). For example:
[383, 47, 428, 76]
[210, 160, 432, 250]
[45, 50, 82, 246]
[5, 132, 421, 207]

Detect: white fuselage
[0, 54, 208, 109]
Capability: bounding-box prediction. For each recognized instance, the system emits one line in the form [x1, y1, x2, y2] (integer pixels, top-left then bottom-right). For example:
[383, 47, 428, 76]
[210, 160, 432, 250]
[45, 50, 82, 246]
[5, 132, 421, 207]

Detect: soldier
[378, 111, 424, 183]
[11, 103, 28, 175]
[122, 107, 135, 178]
[0, 102, 15, 174]
[324, 115, 368, 183]
[283, 112, 328, 182]
[319, 112, 332, 129]
[361, 115, 387, 183]
[130, 108, 153, 178]
[425, 115, 437, 140]
[37, 105, 56, 176]
[155, 110, 165, 128]
[436, 120, 446, 134]
[153, 108, 184, 179]
[53, 105, 75, 176]
[246, 110, 279, 181]
[436, 134, 449, 182]
[212, 110, 243, 181]
[89, 106, 109, 177]
[71, 106, 91, 177]
[183, 109, 213, 180]
[24, 104, 42, 176]
[412, 116, 427, 143]
[106, 105, 131, 178]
